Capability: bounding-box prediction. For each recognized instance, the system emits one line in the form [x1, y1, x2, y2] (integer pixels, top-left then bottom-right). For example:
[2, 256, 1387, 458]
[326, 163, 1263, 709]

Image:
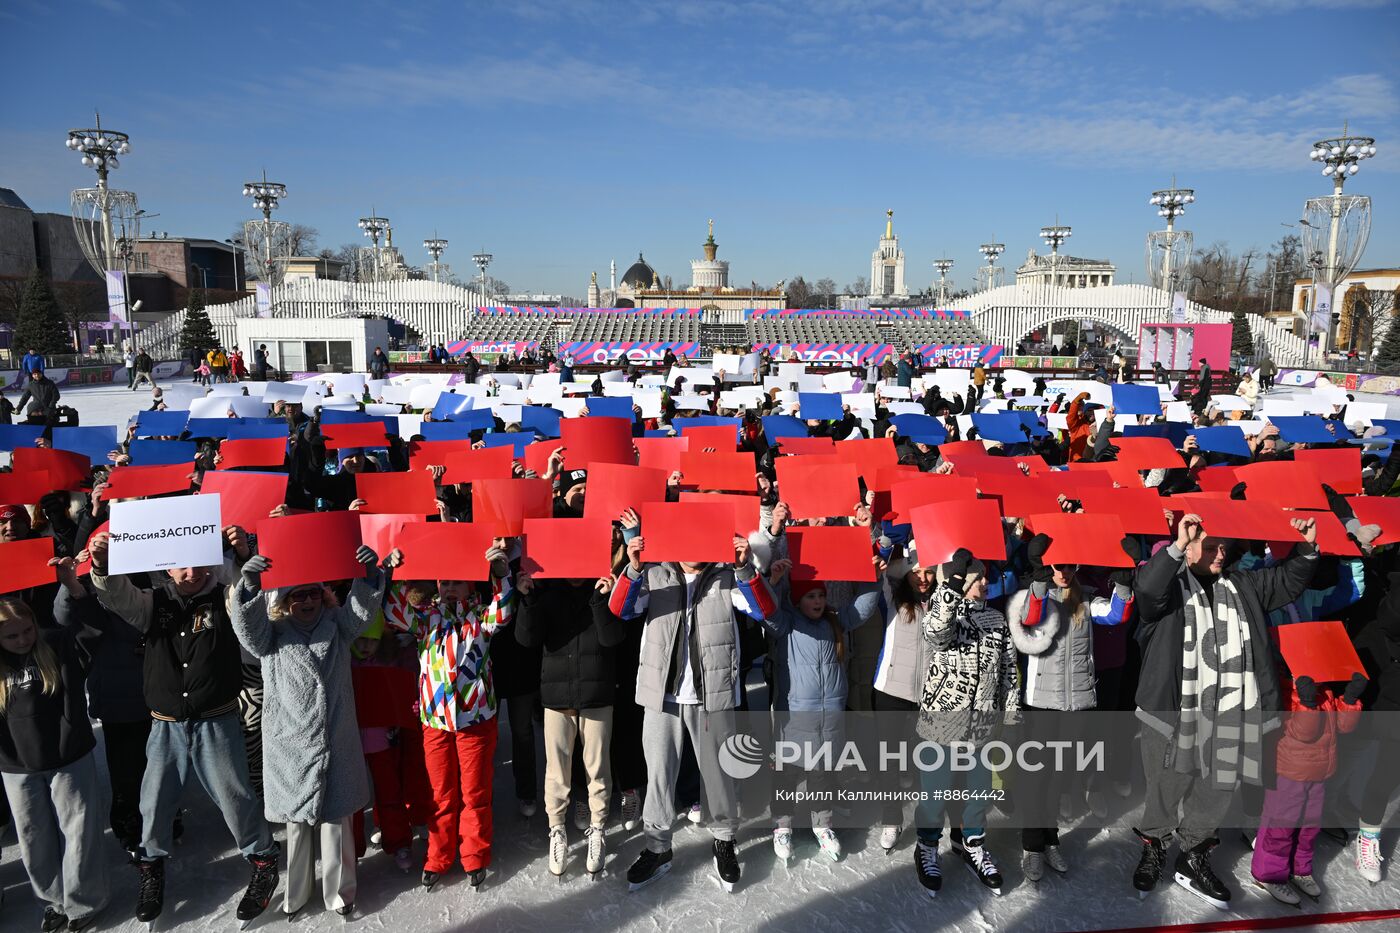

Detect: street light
[1147, 182, 1196, 320]
[241, 171, 289, 288]
[424, 235, 449, 284]
[1039, 224, 1071, 287]
[977, 242, 1005, 291]
[472, 251, 493, 303]
[65, 111, 139, 349]
[357, 213, 391, 282]
[1302, 126, 1377, 362]
[932, 258, 954, 308]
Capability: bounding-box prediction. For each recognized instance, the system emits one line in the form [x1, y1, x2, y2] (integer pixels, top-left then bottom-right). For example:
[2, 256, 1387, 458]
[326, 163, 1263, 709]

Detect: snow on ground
[1, 381, 1398, 933]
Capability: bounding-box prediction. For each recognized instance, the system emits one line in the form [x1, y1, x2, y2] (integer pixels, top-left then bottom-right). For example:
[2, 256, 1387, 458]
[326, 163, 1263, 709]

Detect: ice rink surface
[1, 380, 1397, 933]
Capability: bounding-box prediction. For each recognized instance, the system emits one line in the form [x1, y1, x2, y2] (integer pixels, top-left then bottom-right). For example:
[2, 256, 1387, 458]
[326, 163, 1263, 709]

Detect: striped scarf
[1177, 571, 1264, 788]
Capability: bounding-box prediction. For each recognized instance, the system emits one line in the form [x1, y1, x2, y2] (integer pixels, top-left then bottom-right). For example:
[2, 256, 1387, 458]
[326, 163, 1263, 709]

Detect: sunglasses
[288, 588, 323, 603]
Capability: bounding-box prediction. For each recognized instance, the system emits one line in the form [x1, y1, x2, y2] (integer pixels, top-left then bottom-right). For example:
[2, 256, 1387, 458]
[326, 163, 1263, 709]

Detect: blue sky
[3, 0, 1397, 298]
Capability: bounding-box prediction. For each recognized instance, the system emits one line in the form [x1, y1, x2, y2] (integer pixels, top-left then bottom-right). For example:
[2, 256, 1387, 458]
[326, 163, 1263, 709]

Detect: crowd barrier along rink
[2, 360, 188, 390]
[1081, 907, 1400, 933]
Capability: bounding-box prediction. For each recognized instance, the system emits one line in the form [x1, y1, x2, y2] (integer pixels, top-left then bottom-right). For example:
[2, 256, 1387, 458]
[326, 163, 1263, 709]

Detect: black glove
[1027, 533, 1053, 585]
[355, 544, 379, 568]
[1343, 672, 1369, 705]
[1229, 482, 1248, 501]
[1295, 675, 1320, 709]
[1020, 423, 1033, 440]
[1110, 536, 1140, 588]
[1322, 483, 1357, 525]
[942, 547, 975, 593]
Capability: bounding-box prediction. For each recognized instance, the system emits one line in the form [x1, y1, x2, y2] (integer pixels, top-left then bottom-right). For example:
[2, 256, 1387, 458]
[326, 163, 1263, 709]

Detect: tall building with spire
[869, 209, 909, 300]
[587, 220, 784, 311]
[690, 219, 729, 289]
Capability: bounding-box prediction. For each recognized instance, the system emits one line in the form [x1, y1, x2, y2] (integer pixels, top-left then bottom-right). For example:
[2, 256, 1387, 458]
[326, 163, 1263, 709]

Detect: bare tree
[786, 275, 814, 308]
[813, 277, 838, 309]
[1343, 286, 1399, 356]
[844, 276, 868, 297]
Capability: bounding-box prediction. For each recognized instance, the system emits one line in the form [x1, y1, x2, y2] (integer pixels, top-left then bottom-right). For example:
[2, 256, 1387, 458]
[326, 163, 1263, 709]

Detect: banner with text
[108, 494, 224, 575]
[751, 343, 893, 365]
[105, 271, 128, 324]
[911, 344, 1004, 367]
[443, 339, 540, 358]
[556, 341, 701, 363]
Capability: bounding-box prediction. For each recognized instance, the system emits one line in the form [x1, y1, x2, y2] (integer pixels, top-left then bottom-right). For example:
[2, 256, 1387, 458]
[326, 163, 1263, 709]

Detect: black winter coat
[0, 622, 99, 773]
[515, 581, 626, 710]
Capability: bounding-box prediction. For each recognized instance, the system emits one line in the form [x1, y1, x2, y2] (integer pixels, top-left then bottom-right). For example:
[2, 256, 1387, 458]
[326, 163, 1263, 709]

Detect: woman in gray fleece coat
[228, 544, 390, 919]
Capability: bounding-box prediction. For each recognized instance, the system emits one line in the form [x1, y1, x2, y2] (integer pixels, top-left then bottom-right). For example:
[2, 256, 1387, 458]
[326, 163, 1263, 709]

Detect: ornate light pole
[1147, 183, 1195, 320]
[977, 243, 1005, 291]
[1039, 224, 1071, 287]
[424, 235, 449, 283]
[242, 172, 289, 288]
[472, 251, 493, 302]
[1302, 127, 1376, 361]
[932, 258, 954, 307]
[66, 113, 138, 348]
[357, 213, 391, 283]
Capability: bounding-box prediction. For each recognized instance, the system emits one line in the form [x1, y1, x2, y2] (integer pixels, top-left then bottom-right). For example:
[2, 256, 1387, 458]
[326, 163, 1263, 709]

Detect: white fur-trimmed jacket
[1007, 582, 1134, 712]
[915, 584, 1021, 744]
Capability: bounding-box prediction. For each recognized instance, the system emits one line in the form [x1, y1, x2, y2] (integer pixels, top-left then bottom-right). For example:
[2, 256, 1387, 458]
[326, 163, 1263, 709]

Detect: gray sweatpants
[641, 703, 739, 852]
[2, 751, 111, 920]
[1139, 726, 1237, 851]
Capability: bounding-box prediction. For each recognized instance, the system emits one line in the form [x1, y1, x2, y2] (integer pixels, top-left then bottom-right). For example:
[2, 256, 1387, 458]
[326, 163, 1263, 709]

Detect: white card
[109, 495, 224, 575]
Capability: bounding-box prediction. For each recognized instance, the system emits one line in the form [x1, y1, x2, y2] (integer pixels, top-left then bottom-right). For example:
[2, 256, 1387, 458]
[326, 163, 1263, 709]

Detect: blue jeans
[140, 713, 274, 860]
[914, 747, 993, 845]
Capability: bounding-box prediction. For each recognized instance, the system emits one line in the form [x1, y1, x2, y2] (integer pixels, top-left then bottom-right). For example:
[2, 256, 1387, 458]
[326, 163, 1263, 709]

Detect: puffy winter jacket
[515, 580, 626, 710]
[54, 585, 148, 723]
[915, 584, 1021, 744]
[765, 584, 879, 715]
[871, 575, 933, 704]
[1008, 582, 1134, 712]
[1273, 677, 1361, 782]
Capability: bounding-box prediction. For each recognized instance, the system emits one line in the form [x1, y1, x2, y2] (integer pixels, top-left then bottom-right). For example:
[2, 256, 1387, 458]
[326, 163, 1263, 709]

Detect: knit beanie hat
[790, 579, 826, 605]
[558, 469, 588, 497]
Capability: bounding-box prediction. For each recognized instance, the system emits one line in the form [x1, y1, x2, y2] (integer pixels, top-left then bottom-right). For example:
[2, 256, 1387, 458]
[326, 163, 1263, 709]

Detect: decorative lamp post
[66, 112, 138, 348]
[933, 258, 954, 308]
[241, 171, 289, 288]
[472, 251, 493, 303]
[357, 213, 391, 282]
[1302, 127, 1376, 361]
[424, 235, 449, 283]
[1147, 183, 1196, 320]
[977, 243, 1005, 292]
[1039, 224, 1071, 287]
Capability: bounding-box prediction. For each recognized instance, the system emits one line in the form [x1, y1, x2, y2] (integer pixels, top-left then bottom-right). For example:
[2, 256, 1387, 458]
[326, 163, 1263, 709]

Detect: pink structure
[1137, 322, 1232, 371]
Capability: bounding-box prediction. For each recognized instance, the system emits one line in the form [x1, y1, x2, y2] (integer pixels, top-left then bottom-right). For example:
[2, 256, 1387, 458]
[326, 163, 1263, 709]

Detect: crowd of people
[0, 348, 1398, 932]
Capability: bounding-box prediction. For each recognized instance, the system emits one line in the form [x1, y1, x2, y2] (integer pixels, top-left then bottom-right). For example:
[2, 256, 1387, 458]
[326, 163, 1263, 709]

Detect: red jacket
[1274, 677, 1361, 783]
[1066, 393, 1093, 462]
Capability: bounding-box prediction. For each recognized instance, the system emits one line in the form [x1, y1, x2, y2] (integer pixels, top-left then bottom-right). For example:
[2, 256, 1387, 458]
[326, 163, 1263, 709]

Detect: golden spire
[885, 209, 894, 239]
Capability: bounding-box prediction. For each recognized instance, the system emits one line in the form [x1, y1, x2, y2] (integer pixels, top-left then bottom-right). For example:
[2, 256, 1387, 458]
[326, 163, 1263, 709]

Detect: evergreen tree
[1376, 316, 1400, 370]
[12, 268, 72, 355]
[179, 288, 218, 359]
[1230, 308, 1254, 358]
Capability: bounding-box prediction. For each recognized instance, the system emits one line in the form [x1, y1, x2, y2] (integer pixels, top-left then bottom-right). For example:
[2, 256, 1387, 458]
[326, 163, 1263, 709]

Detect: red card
[442, 446, 515, 486]
[216, 438, 287, 470]
[100, 463, 194, 501]
[472, 478, 552, 536]
[561, 417, 634, 469]
[775, 457, 859, 520]
[869, 464, 920, 491]
[521, 518, 614, 579]
[1026, 512, 1133, 567]
[199, 471, 288, 530]
[937, 440, 990, 460]
[1075, 486, 1170, 536]
[1110, 437, 1185, 472]
[1066, 460, 1147, 488]
[355, 471, 438, 515]
[639, 502, 737, 563]
[679, 492, 763, 535]
[1271, 510, 1359, 558]
[582, 463, 668, 522]
[0, 537, 55, 594]
[678, 424, 738, 452]
[0, 470, 55, 504]
[357, 513, 421, 559]
[884, 474, 978, 523]
[1294, 448, 1363, 494]
[774, 436, 835, 456]
[976, 473, 1063, 519]
[524, 439, 557, 479]
[1239, 461, 1327, 510]
[787, 525, 876, 582]
[678, 449, 756, 492]
[12, 448, 90, 491]
[395, 521, 494, 581]
[833, 438, 898, 483]
[352, 666, 419, 728]
[1350, 496, 1400, 545]
[1275, 621, 1366, 683]
[1168, 495, 1303, 542]
[634, 437, 688, 475]
[1195, 466, 1242, 495]
[947, 453, 1049, 478]
[408, 440, 475, 474]
[321, 422, 391, 449]
[909, 498, 1006, 565]
[256, 511, 364, 589]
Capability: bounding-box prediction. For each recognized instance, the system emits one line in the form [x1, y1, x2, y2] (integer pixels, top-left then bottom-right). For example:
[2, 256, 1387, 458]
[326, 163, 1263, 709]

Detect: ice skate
[712, 839, 740, 893]
[585, 825, 606, 879]
[237, 854, 279, 929]
[1356, 828, 1383, 883]
[772, 826, 793, 861]
[961, 834, 1002, 896]
[1044, 844, 1068, 874]
[1173, 841, 1231, 910]
[1291, 874, 1321, 901]
[1131, 828, 1164, 899]
[467, 869, 486, 892]
[419, 870, 440, 892]
[915, 841, 942, 898]
[619, 789, 642, 831]
[626, 848, 672, 891]
[135, 858, 165, 928]
[1021, 849, 1044, 883]
[1252, 879, 1301, 907]
[814, 827, 842, 862]
[548, 826, 569, 880]
[879, 824, 900, 854]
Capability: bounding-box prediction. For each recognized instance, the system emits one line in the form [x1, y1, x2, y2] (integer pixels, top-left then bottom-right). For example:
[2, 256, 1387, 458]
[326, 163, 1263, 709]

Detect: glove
[38, 491, 70, 520]
[1110, 536, 1140, 588]
[941, 547, 974, 593]
[1020, 423, 1033, 440]
[1229, 482, 1248, 501]
[1322, 483, 1357, 524]
[1026, 533, 1053, 585]
[1343, 672, 1369, 705]
[1294, 675, 1320, 709]
[355, 545, 379, 567]
[240, 554, 270, 591]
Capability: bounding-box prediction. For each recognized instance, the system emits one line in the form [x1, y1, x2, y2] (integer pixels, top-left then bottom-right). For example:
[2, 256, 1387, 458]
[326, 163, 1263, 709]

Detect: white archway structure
[965, 283, 1308, 364]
